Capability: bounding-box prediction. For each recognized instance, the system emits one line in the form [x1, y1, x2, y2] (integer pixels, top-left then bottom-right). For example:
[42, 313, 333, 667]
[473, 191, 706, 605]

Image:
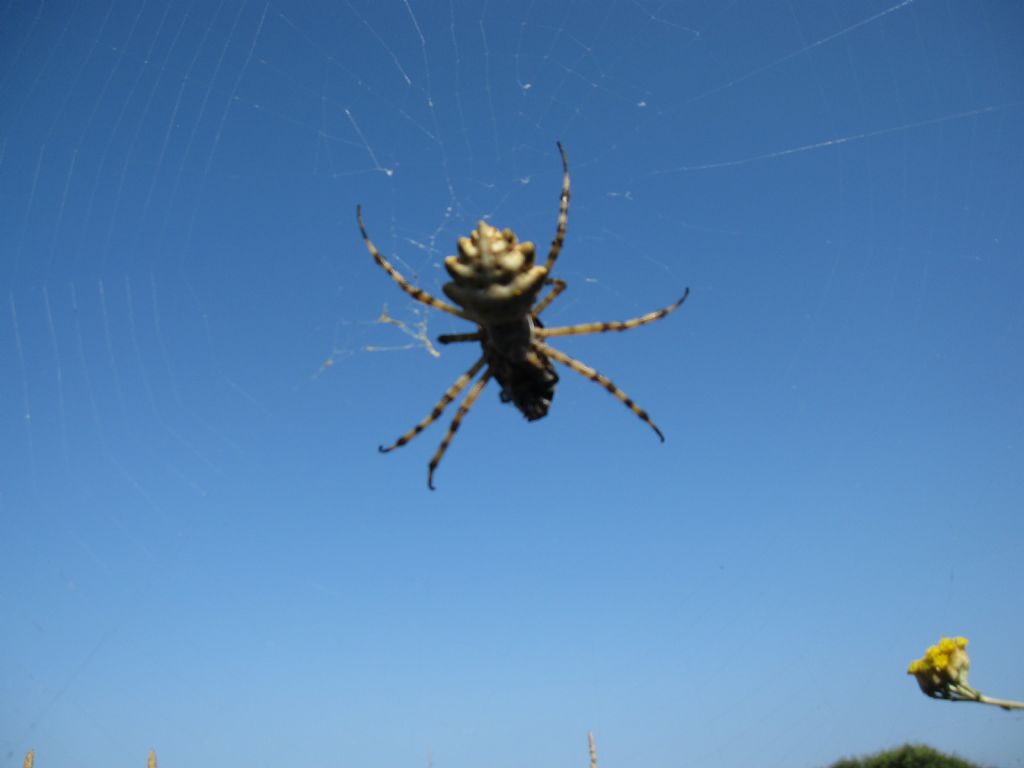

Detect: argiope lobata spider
[357, 142, 689, 489]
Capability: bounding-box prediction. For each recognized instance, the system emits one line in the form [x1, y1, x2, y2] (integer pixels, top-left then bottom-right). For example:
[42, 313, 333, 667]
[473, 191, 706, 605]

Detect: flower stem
[978, 694, 1024, 711]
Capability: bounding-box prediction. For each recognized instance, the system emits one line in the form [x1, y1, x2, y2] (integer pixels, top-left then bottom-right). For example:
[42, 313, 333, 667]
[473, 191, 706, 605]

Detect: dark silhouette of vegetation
[828, 743, 988, 768]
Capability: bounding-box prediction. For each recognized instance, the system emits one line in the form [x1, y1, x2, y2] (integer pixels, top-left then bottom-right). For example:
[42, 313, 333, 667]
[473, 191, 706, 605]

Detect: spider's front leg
[379, 356, 486, 454]
[535, 341, 665, 441]
[428, 370, 493, 490]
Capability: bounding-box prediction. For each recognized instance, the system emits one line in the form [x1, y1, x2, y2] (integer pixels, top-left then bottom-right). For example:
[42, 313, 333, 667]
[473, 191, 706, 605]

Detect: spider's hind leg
[533, 278, 568, 318]
[543, 142, 571, 273]
[535, 341, 665, 441]
[537, 288, 689, 339]
[357, 205, 468, 319]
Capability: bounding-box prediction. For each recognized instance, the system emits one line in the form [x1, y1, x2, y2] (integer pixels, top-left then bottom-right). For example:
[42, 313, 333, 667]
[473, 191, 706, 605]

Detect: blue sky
[2, 1, 1023, 766]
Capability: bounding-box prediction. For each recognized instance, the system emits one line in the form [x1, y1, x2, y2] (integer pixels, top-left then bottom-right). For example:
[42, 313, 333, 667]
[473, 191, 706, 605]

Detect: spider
[357, 142, 689, 489]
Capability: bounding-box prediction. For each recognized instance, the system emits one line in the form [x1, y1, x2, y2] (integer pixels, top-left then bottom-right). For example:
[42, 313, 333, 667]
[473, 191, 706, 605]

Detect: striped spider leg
[536, 288, 689, 340]
[375, 355, 490, 491]
[532, 288, 690, 441]
[356, 205, 467, 320]
[426, 370, 493, 490]
[545, 141, 571, 273]
[358, 206, 492, 489]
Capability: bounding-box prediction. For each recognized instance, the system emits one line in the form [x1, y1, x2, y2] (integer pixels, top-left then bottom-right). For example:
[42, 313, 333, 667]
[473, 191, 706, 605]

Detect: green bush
[828, 743, 986, 768]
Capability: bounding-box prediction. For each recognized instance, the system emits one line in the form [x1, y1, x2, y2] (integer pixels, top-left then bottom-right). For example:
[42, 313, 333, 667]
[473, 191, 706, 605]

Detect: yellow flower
[907, 635, 1023, 710]
[907, 636, 974, 699]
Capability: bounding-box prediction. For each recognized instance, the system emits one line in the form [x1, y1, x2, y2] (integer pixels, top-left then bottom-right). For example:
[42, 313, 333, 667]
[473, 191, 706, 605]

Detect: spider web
[2, 2, 1023, 767]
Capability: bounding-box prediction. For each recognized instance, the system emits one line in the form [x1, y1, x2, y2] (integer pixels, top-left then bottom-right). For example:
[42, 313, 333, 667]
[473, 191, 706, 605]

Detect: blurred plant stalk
[20, 750, 157, 766]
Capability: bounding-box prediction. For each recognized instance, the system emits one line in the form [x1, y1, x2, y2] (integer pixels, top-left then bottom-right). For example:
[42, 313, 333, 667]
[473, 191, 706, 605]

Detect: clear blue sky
[2, 2, 1023, 766]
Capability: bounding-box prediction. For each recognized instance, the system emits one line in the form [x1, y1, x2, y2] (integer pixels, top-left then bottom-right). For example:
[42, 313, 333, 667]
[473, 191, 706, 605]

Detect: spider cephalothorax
[481, 315, 559, 421]
[357, 142, 689, 489]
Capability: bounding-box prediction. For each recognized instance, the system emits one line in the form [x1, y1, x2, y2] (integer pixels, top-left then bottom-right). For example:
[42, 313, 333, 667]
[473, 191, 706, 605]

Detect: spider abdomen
[443, 220, 548, 324]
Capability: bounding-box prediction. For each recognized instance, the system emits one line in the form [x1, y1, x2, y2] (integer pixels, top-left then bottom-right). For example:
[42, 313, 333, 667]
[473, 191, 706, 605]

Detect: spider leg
[379, 356, 486, 453]
[532, 278, 568, 317]
[428, 370, 494, 490]
[543, 142, 571, 273]
[357, 205, 468, 319]
[537, 288, 689, 339]
[535, 341, 665, 441]
[438, 331, 483, 345]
